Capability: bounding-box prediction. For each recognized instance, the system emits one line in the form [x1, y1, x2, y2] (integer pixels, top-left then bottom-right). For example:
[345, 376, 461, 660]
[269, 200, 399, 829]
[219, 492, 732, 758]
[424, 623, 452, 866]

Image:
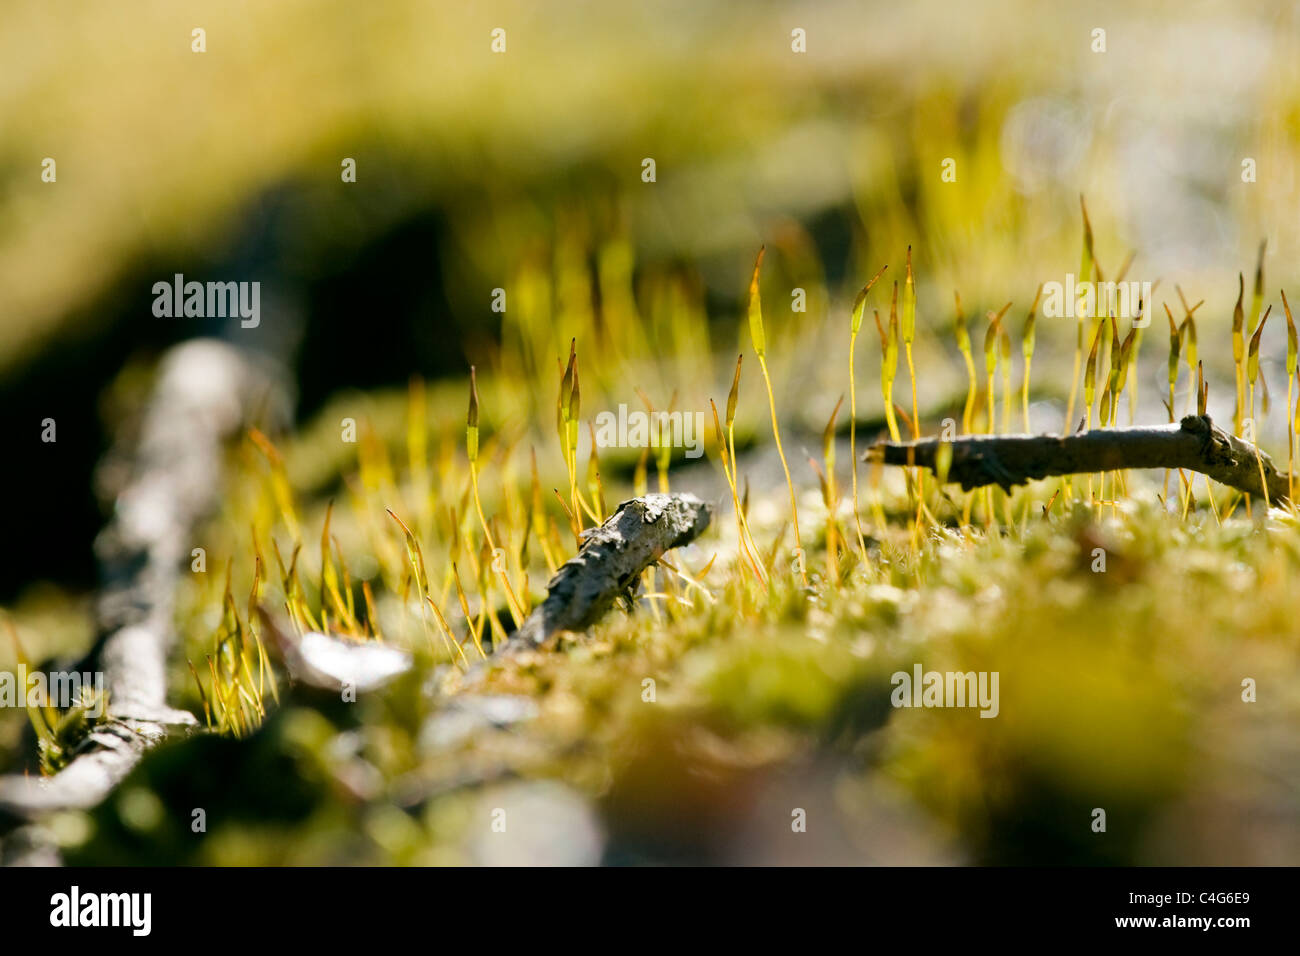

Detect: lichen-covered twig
[506, 493, 712, 651]
[867, 415, 1292, 504]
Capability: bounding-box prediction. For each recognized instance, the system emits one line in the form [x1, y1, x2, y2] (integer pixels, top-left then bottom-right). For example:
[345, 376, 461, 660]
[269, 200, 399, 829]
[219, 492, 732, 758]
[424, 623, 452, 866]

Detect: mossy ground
[15, 354, 1293, 865]
[3, 2, 1298, 865]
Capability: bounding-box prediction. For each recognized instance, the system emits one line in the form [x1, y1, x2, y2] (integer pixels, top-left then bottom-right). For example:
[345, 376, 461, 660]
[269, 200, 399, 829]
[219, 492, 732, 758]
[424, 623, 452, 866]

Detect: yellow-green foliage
[137, 214, 1300, 864]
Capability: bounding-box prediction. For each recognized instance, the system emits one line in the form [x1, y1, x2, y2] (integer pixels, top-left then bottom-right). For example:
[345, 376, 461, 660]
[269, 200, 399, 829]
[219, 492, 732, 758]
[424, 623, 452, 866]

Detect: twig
[866, 415, 1292, 504]
[0, 341, 275, 826]
[505, 493, 712, 651]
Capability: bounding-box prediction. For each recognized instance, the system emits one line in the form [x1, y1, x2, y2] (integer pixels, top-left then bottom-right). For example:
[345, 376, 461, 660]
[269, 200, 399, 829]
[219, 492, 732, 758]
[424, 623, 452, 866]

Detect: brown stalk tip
[749, 247, 766, 294]
[569, 358, 581, 420]
[726, 354, 742, 426]
[1250, 305, 1272, 356]
[468, 366, 479, 428]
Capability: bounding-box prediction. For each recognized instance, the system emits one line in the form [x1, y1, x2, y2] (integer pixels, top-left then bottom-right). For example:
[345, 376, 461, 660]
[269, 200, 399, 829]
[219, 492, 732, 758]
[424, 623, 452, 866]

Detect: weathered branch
[506, 493, 712, 651]
[0, 340, 275, 826]
[867, 415, 1292, 504]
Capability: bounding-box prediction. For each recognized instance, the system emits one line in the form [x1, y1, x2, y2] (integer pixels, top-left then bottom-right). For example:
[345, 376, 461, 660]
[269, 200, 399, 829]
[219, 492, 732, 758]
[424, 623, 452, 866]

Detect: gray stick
[866, 415, 1292, 503]
[0, 341, 274, 827]
[506, 493, 712, 651]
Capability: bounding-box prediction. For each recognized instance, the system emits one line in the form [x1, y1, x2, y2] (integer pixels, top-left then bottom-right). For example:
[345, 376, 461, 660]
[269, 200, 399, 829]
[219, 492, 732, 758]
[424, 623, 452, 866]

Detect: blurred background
[2, 0, 1299, 863]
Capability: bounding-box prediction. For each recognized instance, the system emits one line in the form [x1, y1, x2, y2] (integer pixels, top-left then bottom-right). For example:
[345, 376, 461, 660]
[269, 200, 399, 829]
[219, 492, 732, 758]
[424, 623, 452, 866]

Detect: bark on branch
[0, 341, 276, 828]
[866, 415, 1292, 504]
[506, 493, 712, 651]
